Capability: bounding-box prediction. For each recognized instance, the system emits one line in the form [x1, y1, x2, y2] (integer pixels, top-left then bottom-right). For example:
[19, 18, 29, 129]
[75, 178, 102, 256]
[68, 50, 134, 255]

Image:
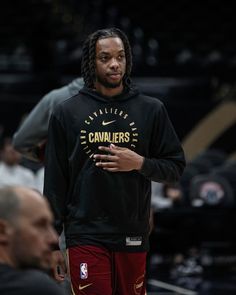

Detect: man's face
[9, 191, 58, 270]
[95, 37, 126, 91]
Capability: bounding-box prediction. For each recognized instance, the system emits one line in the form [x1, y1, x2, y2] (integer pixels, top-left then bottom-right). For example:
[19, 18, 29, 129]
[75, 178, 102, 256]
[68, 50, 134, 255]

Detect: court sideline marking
[148, 279, 198, 295]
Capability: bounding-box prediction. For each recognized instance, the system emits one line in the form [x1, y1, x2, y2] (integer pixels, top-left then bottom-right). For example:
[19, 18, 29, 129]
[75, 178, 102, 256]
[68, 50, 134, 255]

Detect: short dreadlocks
[81, 27, 132, 89]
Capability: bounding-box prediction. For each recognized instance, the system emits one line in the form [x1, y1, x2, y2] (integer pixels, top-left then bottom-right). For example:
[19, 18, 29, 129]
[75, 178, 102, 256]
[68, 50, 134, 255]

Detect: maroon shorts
[67, 245, 146, 295]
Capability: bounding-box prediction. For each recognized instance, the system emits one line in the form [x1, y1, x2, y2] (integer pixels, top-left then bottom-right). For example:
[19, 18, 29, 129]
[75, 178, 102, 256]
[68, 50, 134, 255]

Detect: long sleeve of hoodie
[140, 102, 185, 183]
[43, 114, 69, 235]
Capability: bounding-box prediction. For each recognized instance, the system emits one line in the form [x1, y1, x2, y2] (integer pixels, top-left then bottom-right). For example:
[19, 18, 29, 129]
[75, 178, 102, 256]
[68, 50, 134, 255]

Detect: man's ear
[0, 220, 12, 243]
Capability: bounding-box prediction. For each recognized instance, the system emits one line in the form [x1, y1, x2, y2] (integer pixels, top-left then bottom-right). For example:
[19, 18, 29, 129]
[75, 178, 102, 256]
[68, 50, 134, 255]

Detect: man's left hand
[93, 144, 144, 172]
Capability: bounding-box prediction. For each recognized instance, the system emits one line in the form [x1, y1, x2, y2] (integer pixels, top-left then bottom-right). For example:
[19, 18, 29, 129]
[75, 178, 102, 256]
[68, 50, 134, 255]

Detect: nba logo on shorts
[80, 263, 88, 279]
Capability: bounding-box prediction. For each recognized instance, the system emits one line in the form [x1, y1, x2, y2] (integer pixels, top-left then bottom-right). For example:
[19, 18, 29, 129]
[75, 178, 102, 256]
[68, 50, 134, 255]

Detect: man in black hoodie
[44, 27, 186, 295]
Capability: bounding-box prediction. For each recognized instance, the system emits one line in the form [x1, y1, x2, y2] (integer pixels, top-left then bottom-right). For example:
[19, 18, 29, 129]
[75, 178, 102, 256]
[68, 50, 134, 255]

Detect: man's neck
[95, 84, 124, 97]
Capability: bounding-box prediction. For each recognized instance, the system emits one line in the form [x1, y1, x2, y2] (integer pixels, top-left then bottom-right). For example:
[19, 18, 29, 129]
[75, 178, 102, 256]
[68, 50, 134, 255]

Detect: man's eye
[34, 220, 48, 229]
[36, 223, 46, 229]
[117, 55, 125, 61]
[100, 56, 108, 62]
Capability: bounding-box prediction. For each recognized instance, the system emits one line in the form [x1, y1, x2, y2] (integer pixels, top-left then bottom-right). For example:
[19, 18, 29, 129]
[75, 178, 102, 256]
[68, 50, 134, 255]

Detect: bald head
[0, 187, 21, 223]
[0, 187, 45, 224]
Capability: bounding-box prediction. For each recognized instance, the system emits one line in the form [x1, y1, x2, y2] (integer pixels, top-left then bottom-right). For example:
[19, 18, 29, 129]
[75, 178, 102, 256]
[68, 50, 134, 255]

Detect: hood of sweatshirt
[79, 86, 140, 103]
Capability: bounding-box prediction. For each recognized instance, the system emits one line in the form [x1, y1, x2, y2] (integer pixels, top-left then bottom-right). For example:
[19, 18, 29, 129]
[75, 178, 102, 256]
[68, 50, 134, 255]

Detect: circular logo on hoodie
[80, 107, 138, 158]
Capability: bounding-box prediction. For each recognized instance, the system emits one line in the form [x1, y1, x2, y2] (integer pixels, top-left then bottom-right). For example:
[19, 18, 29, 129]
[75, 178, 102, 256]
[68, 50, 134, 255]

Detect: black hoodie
[44, 86, 185, 252]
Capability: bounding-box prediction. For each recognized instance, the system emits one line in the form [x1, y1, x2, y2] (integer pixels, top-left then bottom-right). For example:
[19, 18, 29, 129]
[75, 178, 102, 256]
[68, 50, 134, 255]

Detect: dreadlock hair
[81, 27, 132, 89]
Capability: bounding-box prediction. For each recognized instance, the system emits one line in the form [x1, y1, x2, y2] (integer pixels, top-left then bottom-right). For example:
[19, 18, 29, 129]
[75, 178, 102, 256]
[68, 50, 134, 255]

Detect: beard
[16, 255, 46, 270]
[96, 75, 123, 88]
[12, 244, 52, 272]
[10, 228, 53, 274]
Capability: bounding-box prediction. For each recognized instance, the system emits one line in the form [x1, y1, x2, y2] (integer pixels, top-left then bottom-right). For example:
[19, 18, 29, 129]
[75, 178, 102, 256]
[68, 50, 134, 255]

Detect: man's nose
[47, 226, 59, 245]
[110, 58, 119, 69]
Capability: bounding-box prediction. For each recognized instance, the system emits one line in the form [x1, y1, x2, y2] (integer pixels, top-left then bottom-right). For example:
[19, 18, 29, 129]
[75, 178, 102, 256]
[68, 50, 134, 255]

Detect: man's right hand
[51, 250, 67, 282]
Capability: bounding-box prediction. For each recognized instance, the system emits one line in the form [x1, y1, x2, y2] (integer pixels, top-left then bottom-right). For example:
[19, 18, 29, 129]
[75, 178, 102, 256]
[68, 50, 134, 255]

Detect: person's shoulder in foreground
[0, 264, 66, 295]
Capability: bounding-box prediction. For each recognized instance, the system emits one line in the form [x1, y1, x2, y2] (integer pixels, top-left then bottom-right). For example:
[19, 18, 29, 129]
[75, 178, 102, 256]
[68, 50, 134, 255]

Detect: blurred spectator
[0, 186, 66, 295]
[151, 182, 172, 210]
[0, 137, 36, 189]
[13, 78, 84, 162]
[180, 148, 228, 204]
[189, 159, 236, 208]
[162, 182, 185, 207]
[190, 172, 234, 208]
[212, 159, 236, 193]
[151, 181, 186, 209]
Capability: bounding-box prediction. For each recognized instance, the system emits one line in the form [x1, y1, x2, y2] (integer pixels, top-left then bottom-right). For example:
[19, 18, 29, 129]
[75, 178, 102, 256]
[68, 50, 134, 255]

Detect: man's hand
[93, 144, 144, 172]
[51, 250, 67, 282]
